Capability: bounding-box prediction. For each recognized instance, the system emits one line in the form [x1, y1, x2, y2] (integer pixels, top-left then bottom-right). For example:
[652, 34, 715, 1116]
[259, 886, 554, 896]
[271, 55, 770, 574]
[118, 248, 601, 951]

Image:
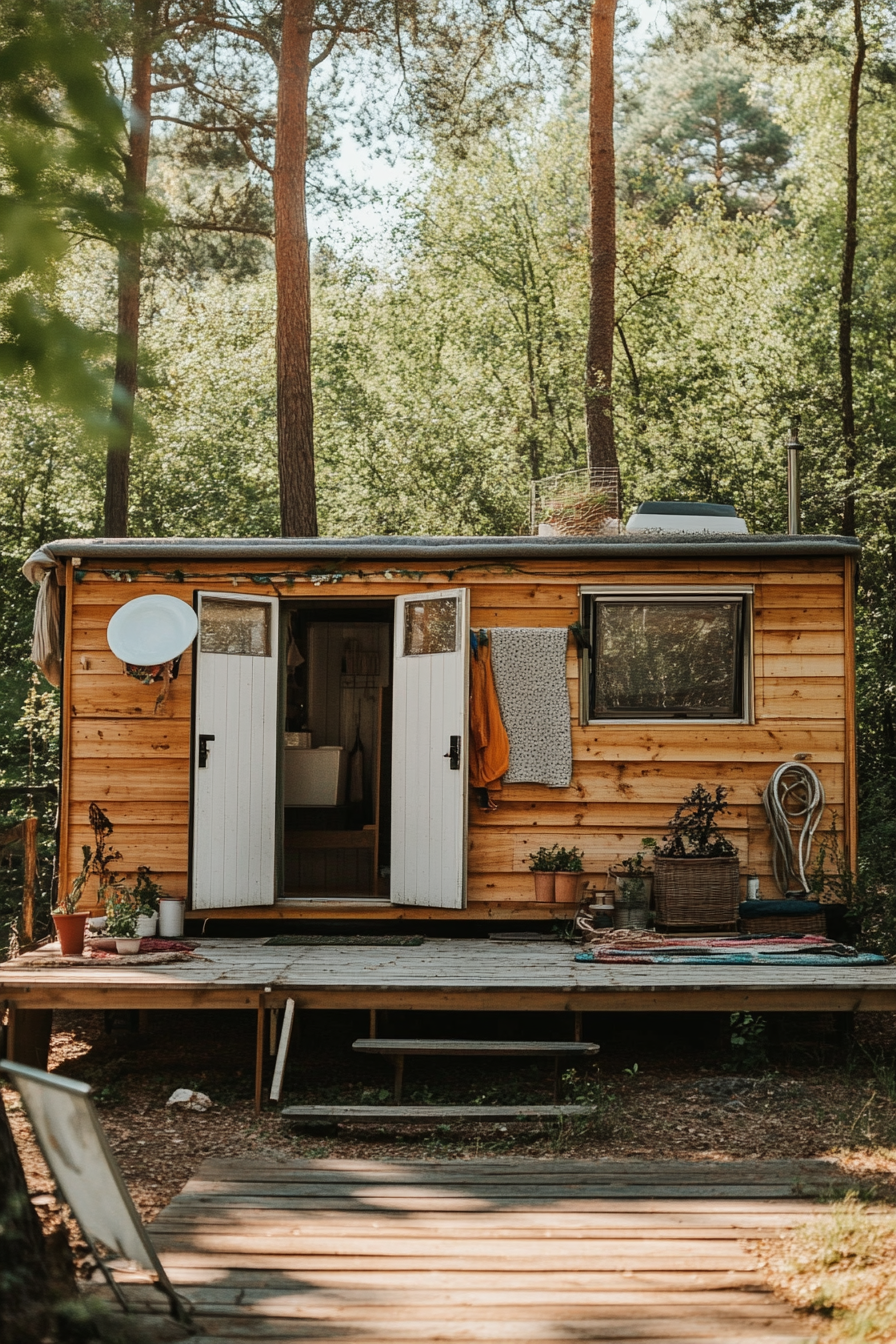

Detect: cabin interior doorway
[281, 600, 393, 899]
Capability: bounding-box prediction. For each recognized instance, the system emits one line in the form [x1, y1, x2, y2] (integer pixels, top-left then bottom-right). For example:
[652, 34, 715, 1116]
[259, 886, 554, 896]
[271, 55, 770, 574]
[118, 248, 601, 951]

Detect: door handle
[443, 735, 461, 770]
[198, 734, 215, 768]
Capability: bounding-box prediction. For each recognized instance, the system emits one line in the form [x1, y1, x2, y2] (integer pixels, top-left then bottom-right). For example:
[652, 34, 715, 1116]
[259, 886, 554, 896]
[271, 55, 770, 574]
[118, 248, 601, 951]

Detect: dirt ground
[6, 1003, 896, 1249]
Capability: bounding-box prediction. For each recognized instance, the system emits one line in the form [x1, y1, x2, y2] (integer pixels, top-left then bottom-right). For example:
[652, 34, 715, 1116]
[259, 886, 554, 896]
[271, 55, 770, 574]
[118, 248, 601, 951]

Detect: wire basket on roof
[530, 468, 621, 536]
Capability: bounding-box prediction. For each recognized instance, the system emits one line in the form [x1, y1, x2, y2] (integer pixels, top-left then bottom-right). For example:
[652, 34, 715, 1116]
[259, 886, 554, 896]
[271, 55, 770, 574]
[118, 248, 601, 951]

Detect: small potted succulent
[610, 838, 656, 929]
[104, 886, 141, 954]
[52, 845, 92, 956]
[653, 785, 739, 930]
[529, 845, 560, 902]
[554, 846, 585, 904]
[133, 866, 162, 937]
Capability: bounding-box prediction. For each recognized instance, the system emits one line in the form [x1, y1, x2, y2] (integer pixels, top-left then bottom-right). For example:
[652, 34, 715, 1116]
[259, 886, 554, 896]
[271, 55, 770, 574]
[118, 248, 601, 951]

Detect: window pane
[403, 597, 458, 656]
[201, 600, 271, 656]
[593, 601, 741, 717]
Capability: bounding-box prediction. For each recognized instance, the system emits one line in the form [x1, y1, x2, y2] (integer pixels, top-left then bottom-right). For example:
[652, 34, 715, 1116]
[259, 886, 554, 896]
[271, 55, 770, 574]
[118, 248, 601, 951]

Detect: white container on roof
[625, 502, 748, 534]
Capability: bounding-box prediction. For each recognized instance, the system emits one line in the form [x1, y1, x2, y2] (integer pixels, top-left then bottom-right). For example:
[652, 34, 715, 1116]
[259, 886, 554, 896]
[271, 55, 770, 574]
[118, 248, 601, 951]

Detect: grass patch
[765, 1195, 896, 1342]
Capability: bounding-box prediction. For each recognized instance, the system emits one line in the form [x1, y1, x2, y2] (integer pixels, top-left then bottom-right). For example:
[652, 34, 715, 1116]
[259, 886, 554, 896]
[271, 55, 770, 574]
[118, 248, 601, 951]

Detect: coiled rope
[762, 762, 826, 896]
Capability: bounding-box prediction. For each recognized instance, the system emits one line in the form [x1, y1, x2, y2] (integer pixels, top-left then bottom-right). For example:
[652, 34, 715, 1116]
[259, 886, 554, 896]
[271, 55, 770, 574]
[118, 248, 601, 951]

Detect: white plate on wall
[107, 595, 198, 666]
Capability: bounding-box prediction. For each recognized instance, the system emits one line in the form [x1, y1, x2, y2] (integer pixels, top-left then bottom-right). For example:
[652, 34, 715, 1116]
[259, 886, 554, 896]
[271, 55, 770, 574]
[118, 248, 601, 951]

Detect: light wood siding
[60, 554, 854, 914]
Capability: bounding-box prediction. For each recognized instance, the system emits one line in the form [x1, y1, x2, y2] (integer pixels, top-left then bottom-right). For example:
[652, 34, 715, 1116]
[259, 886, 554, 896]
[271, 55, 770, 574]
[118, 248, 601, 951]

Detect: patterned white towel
[489, 628, 572, 787]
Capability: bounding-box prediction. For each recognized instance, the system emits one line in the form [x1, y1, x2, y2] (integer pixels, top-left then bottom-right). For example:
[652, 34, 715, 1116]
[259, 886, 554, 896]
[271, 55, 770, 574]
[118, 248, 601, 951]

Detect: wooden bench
[282, 1103, 597, 1123]
[352, 1038, 600, 1103]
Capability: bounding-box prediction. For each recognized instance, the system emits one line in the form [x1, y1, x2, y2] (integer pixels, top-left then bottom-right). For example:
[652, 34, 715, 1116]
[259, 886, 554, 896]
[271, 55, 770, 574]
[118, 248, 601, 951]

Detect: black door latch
[443, 735, 461, 770]
[198, 734, 215, 768]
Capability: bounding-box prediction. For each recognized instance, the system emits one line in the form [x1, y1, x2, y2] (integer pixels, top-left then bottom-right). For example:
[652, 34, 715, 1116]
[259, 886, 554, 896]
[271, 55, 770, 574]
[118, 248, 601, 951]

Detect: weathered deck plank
[4, 936, 896, 1015]
[97, 1158, 819, 1342]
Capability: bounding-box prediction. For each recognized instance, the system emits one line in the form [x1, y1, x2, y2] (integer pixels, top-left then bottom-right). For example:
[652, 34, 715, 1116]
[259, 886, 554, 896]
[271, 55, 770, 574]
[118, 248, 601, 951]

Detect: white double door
[191, 587, 470, 910]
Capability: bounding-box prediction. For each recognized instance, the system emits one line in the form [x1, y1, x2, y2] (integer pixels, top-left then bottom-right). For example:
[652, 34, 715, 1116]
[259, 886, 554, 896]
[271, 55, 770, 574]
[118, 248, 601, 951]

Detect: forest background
[1, 0, 896, 945]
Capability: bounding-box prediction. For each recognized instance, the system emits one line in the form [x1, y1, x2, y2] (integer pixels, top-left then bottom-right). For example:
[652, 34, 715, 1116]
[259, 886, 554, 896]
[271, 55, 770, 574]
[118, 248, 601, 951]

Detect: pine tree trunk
[585, 0, 618, 477]
[274, 0, 318, 537]
[840, 0, 865, 537]
[104, 6, 153, 538]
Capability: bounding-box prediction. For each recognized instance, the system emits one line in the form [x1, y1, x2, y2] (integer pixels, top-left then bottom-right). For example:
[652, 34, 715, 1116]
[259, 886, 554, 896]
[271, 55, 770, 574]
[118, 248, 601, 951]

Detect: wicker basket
[654, 856, 740, 930]
[739, 911, 827, 935]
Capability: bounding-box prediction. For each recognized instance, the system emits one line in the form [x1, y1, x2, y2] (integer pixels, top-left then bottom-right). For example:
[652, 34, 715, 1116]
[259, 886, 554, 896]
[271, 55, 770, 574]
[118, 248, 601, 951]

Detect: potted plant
[529, 845, 560, 902]
[554, 846, 585, 903]
[653, 785, 740, 930]
[133, 866, 162, 937]
[52, 845, 92, 955]
[104, 887, 141, 954]
[610, 838, 656, 930]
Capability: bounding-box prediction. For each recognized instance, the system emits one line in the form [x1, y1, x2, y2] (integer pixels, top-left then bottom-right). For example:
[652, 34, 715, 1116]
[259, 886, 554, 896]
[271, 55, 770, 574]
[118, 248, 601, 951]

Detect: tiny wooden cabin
[24, 532, 859, 924]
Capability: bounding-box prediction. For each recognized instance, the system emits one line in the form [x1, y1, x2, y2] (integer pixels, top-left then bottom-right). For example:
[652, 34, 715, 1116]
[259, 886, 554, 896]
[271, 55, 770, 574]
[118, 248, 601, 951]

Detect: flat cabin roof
[25, 532, 860, 576]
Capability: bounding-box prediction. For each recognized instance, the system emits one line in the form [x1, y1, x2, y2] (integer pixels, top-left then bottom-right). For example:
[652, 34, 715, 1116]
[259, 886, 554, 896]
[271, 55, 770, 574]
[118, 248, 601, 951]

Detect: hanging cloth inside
[469, 630, 510, 810]
[490, 627, 573, 788]
[348, 714, 365, 805]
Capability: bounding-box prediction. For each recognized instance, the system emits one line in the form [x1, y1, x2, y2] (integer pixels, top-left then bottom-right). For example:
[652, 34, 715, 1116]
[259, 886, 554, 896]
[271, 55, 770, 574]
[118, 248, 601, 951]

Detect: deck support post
[254, 995, 266, 1114]
[393, 1054, 404, 1104]
[574, 1012, 583, 1042]
[369, 1008, 377, 1039]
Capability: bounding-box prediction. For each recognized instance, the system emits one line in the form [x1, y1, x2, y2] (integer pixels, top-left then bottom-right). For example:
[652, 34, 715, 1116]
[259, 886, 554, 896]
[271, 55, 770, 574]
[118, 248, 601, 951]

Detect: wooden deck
[4, 936, 896, 1014]
[99, 1158, 829, 1341]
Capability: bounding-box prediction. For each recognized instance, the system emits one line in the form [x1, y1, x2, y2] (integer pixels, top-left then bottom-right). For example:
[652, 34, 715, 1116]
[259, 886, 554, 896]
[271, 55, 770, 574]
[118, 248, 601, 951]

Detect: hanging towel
[490, 628, 572, 788]
[30, 569, 61, 687]
[469, 631, 510, 808]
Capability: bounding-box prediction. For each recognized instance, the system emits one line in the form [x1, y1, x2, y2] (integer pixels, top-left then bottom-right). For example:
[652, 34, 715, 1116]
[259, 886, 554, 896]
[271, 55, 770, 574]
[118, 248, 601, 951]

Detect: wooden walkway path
[111, 1158, 829, 1341]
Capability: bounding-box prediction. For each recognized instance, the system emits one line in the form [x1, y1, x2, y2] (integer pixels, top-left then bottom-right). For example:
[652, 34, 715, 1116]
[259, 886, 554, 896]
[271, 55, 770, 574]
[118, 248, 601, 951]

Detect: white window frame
[578, 585, 754, 726]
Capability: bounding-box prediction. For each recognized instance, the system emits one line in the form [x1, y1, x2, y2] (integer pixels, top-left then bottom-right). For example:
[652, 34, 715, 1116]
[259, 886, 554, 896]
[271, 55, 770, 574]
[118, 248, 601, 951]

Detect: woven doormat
[266, 934, 425, 947]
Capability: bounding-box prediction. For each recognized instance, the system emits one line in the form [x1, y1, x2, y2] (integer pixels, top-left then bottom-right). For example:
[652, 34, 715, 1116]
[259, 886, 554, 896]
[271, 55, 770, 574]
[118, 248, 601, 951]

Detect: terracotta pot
[53, 913, 88, 956]
[533, 872, 555, 903]
[554, 872, 581, 904]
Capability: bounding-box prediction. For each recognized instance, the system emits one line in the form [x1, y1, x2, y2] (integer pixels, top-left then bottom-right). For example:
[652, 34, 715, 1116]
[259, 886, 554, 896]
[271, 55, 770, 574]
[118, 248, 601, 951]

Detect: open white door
[391, 588, 470, 908]
[191, 593, 279, 909]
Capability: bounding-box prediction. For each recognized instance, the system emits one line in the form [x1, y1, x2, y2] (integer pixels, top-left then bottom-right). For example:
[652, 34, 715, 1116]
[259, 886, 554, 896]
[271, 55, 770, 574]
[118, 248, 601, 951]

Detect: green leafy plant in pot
[610, 838, 656, 930]
[554, 846, 585, 904]
[653, 785, 739, 930]
[133, 866, 163, 936]
[529, 845, 561, 903]
[52, 844, 92, 955]
[104, 886, 141, 953]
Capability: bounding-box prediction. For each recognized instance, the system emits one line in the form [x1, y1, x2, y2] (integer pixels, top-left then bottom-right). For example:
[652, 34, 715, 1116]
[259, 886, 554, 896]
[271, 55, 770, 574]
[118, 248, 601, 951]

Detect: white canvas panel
[3, 1063, 161, 1273]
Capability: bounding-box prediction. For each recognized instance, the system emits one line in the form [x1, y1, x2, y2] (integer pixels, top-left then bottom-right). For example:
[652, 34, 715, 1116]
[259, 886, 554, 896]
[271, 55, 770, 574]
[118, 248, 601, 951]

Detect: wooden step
[282, 1104, 596, 1122]
[352, 1039, 600, 1056]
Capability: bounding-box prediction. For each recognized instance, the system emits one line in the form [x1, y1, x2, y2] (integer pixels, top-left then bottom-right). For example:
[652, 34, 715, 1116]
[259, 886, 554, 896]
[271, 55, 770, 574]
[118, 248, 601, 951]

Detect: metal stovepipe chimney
[786, 416, 803, 535]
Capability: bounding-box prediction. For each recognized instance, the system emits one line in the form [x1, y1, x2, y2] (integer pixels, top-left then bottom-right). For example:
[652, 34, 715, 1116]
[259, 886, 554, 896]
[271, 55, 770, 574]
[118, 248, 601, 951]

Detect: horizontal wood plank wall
[62, 555, 849, 913]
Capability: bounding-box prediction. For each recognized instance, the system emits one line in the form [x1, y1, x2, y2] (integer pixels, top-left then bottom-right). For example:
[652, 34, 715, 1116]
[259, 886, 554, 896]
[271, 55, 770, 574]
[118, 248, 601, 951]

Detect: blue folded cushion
[739, 899, 823, 918]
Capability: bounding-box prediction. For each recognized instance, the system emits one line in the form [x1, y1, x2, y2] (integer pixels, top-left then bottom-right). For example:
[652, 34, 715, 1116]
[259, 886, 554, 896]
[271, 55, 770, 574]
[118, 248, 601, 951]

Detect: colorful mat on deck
[575, 934, 887, 966]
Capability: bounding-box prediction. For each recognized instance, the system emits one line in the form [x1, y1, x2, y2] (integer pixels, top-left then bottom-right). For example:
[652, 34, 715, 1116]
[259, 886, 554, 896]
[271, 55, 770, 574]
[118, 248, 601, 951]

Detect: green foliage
[727, 1011, 769, 1071]
[618, 838, 657, 875]
[132, 866, 164, 916]
[0, 1, 133, 411]
[103, 886, 137, 939]
[656, 785, 737, 858]
[618, 33, 791, 218]
[53, 844, 90, 917]
[529, 844, 583, 872]
[529, 844, 562, 872]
